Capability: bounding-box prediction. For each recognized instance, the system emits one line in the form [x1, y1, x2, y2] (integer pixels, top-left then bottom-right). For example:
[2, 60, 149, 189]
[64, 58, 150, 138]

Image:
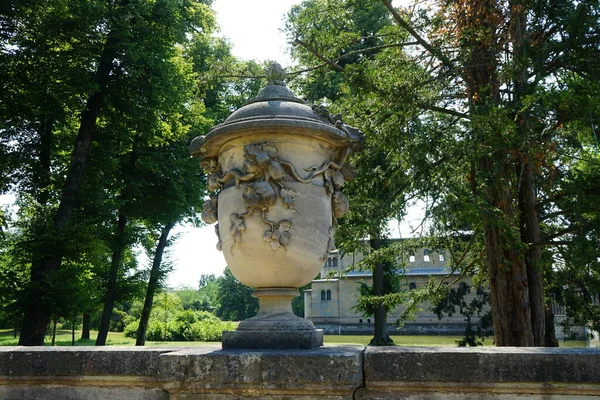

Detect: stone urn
[190, 63, 363, 349]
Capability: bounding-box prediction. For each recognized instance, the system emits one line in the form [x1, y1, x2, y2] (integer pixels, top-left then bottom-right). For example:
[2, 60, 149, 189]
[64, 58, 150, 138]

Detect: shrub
[124, 310, 235, 342]
[124, 319, 174, 341]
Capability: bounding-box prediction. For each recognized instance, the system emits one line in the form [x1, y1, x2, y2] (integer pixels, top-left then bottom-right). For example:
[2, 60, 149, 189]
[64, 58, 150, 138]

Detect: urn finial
[266, 62, 286, 86]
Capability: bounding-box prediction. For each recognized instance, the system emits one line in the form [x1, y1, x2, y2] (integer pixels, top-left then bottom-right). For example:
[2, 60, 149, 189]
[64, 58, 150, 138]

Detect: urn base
[222, 288, 324, 349]
[222, 329, 324, 350]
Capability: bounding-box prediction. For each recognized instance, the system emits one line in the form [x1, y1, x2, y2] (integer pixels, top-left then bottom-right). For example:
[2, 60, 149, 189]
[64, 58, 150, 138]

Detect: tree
[135, 223, 173, 346]
[215, 267, 258, 321]
[194, 274, 220, 312]
[285, 0, 600, 346]
[0, 0, 217, 346]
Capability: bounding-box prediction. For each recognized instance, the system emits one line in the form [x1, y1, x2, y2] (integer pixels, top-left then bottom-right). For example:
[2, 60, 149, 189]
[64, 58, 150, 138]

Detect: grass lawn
[0, 329, 220, 347]
[324, 335, 493, 346]
[1, 328, 589, 347]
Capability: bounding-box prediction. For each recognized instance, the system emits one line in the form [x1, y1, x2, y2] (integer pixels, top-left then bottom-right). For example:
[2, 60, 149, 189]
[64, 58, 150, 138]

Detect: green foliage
[291, 283, 310, 318]
[285, 0, 600, 345]
[215, 268, 258, 321]
[352, 244, 404, 316]
[0, 0, 257, 341]
[124, 308, 235, 342]
[432, 283, 493, 346]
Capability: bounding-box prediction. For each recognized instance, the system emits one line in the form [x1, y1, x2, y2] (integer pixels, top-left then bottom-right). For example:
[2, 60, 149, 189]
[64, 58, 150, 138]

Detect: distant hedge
[124, 310, 236, 342]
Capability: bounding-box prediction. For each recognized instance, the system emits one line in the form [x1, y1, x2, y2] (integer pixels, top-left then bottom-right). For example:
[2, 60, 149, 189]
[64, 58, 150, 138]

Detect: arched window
[409, 282, 417, 290]
[321, 290, 326, 301]
[332, 257, 338, 267]
[409, 255, 416, 263]
[326, 290, 332, 300]
[327, 258, 332, 267]
[424, 249, 430, 262]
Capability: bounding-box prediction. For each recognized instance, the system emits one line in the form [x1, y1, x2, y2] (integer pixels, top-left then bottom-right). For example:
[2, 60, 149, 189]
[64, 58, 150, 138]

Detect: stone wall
[1, 345, 599, 399]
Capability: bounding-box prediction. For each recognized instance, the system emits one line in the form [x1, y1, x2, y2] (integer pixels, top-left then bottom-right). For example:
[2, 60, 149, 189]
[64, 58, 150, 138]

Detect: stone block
[0, 346, 176, 400]
[357, 346, 600, 399]
[222, 329, 323, 349]
[0, 346, 177, 377]
[159, 344, 364, 399]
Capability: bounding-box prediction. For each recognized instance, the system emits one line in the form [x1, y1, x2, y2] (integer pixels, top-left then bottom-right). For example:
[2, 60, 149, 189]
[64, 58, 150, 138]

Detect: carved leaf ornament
[199, 107, 360, 256]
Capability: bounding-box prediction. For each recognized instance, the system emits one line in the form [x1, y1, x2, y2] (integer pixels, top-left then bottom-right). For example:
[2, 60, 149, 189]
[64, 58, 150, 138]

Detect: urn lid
[190, 63, 363, 158]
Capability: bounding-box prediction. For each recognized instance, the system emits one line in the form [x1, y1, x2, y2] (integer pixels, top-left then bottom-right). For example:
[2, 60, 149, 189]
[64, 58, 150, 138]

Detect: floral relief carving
[215, 224, 222, 252]
[321, 226, 337, 262]
[263, 217, 292, 251]
[199, 140, 357, 255]
[201, 194, 218, 225]
[230, 213, 246, 246]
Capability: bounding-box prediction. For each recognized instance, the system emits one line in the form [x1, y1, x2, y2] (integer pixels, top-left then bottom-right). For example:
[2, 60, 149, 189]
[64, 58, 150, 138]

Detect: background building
[304, 246, 481, 335]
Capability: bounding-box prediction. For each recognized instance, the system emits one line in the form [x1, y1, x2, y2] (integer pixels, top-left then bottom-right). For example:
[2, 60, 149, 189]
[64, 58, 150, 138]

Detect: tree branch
[293, 38, 345, 72]
[287, 42, 419, 78]
[531, 240, 572, 247]
[381, 0, 453, 69]
[417, 103, 470, 119]
[541, 225, 580, 242]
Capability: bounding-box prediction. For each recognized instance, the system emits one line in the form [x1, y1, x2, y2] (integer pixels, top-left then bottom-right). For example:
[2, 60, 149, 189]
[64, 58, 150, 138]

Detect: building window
[359, 319, 363, 323]
[409, 282, 417, 290]
[321, 290, 332, 301]
[424, 249, 430, 262]
[326, 257, 332, 267]
[367, 319, 371, 323]
[439, 254, 445, 262]
[409, 255, 415, 263]
[332, 257, 338, 267]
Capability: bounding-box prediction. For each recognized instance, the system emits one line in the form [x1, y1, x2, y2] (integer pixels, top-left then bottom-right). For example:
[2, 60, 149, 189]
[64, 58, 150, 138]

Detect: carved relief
[199, 127, 359, 256]
[321, 225, 337, 262]
[215, 224, 221, 251]
[201, 194, 218, 225]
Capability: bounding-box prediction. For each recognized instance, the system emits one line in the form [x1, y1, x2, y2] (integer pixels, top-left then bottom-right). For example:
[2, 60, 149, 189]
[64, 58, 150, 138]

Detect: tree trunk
[369, 235, 393, 346]
[72, 318, 75, 346]
[81, 313, 90, 340]
[96, 213, 127, 346]
[19, 37, 117, 346]
[136, 223, 174, 346]
[51, 318, 56, 346]
[511, 0, 546, 346]
[518, 160, 545, 345]
[482, 187, 534, 346]
[544, 306, 559, 347]
[459, 0, 535, 346]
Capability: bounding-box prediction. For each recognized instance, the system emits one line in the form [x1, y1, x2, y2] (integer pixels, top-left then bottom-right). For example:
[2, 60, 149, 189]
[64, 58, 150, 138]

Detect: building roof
[339, 268, 459, 278]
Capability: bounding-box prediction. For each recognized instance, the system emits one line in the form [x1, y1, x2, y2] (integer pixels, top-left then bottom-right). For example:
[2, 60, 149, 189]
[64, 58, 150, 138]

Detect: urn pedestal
[190, 64, 363, 349]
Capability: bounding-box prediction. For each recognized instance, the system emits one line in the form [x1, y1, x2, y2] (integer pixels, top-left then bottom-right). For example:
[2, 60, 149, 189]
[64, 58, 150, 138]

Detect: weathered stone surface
[358, 346, 600, 399]
[0, 347, 177, 400]
[222, 329, 324, 349]
[159, 345, 364, 399]
[0, 385, 168, 400]
[1, 345, 600, 399]
[0, 346, 177, 376]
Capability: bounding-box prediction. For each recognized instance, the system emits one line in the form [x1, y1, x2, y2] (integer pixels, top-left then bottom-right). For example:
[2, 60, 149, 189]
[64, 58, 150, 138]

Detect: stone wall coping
[0, 346, 180, 377]
[365, 346, 600, 384]
[0, 345, 599, 399]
